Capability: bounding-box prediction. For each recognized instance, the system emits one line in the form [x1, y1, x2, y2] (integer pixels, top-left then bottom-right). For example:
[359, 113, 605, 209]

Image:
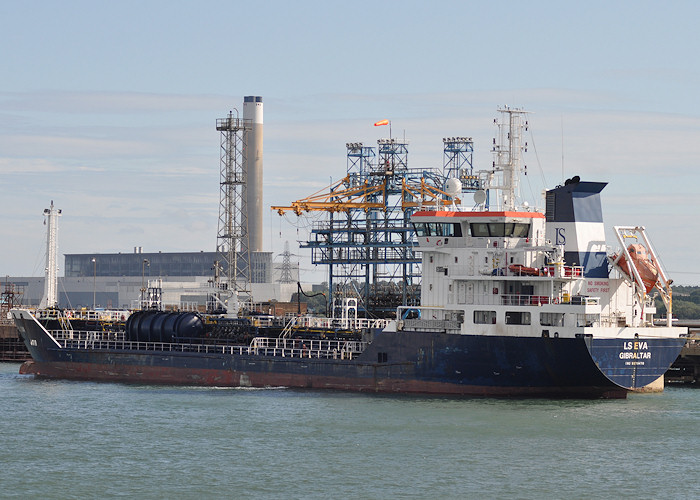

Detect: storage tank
[126, 311, 204, 342]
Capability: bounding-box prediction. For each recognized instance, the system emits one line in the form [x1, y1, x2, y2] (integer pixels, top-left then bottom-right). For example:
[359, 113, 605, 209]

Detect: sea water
[0, 362, 698, 499]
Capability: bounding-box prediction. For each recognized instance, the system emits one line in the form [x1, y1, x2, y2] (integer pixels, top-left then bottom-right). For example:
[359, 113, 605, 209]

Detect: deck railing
[212, 314, 390, 332]
[50, 330, 126, 341]
[452, 294, 601, 307]
[35, 308, 130, 322]
[49, 332, 368, 361]
[500, 294, 600, 307]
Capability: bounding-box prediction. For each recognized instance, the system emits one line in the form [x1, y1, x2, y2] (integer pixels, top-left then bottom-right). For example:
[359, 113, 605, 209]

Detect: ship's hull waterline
[14, 311, 684, 399]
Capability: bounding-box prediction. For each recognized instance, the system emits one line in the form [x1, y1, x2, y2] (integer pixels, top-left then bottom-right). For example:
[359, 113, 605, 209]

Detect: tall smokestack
[243, 96, 263, 253]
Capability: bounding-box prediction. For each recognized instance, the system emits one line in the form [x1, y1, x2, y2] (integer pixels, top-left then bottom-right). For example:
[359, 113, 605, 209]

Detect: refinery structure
[273, 110, 527, 318]
[4, 97, 531, 320]
[273, 135, 476, 317]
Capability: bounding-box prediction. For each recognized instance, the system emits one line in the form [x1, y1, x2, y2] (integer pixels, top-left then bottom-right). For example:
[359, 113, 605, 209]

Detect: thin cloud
[0, 90, 226, 114]
[3, 89, 700, 279]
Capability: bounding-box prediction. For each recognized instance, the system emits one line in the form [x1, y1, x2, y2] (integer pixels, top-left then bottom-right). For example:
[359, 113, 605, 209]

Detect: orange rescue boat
[614, 243, 658, 294]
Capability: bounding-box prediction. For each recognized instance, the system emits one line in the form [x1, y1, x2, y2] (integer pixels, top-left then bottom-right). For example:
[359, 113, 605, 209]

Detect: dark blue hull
[13, 311, 685, 398]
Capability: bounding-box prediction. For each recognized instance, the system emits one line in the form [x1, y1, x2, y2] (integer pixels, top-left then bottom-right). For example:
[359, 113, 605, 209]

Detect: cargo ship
[11, 108, 686, 398]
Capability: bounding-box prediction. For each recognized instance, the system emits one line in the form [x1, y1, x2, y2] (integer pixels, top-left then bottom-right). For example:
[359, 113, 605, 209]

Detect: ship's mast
[488, 107, 528, 210]
[40, 200, 61, 309]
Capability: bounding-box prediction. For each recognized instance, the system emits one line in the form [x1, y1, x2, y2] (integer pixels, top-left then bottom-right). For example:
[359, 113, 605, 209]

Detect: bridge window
[512, 223, 530, 237]
[471, 223, 490, 237]
[470, 222, 530, 237]
[413, 222, 463, 237]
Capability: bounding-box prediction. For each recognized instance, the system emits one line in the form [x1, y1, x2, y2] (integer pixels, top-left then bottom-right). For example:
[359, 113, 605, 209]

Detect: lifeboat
[614, 243, 658, 294]
[508, 264, 541, 276]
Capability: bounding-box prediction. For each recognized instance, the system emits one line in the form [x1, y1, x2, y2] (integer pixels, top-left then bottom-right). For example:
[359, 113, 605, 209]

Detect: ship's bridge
[411, 210, 546, 250]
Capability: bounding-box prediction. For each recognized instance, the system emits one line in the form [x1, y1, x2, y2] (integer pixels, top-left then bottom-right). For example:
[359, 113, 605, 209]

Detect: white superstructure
[393, 108, 683, 343]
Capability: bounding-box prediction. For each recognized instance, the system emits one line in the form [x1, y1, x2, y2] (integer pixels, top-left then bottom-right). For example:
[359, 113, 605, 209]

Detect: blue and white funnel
[545, 178, 609, 278]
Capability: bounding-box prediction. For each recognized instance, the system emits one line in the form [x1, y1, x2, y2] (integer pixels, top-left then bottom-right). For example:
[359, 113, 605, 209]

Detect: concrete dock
[0, 324, 29, 362]
[666, 327, 700, 385]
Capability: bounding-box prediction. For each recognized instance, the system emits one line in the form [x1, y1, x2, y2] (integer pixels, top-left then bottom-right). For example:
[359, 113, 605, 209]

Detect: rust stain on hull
[19, 360, 627, 398]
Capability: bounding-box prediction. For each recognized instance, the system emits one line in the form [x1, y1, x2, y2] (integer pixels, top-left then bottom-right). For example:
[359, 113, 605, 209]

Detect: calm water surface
[0, 362, 698, 499]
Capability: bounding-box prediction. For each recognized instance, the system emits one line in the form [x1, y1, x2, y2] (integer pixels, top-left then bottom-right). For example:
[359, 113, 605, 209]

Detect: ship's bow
[11, 309, 62, 363]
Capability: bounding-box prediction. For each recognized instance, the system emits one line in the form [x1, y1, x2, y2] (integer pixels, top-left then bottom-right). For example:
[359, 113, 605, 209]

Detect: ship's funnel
[545, 179, 609, 278]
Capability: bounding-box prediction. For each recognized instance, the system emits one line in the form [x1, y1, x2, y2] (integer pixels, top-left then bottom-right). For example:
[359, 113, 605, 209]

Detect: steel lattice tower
[278, 241, 296, 284]
[215, 111, 251, 311]
[443, 137, 479, 189]
[302, 138, 425, 317]
[278, 133, 481, 318]
[346, 142, 375, 178]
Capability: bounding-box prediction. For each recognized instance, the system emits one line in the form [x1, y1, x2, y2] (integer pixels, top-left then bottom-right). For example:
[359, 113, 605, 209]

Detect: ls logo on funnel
[555, 227, 566, 245]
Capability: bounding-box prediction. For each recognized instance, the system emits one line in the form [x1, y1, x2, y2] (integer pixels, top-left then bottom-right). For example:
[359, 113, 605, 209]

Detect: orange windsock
[374, 119, 389, 126]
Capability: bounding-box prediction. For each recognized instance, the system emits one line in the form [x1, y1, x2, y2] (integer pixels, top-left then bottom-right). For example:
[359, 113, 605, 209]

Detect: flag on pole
[374, 119, 389, 126]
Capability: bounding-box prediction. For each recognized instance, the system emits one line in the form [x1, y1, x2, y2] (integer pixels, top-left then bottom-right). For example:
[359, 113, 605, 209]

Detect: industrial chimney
[243, 96, 263, 253]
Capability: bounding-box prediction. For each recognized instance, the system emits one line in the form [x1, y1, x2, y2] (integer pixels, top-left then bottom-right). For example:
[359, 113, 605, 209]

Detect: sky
[2, 0, 700, 284]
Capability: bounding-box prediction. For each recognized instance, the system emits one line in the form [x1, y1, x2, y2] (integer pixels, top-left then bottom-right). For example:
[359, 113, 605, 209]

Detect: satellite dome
[445, 178, 462, 198]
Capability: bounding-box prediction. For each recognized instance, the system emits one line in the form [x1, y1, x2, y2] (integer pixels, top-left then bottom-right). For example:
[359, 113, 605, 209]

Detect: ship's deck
[48, 330, 368, 360]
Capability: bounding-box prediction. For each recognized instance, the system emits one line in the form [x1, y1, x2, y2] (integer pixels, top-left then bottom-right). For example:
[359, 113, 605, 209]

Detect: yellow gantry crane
[271, 175, 459, 216]
[272, 175, 386, 215]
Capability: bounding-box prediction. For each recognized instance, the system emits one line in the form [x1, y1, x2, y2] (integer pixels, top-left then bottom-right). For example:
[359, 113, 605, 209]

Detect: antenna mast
[491, 107, 528, 210]
[40, 201, 61, 309]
